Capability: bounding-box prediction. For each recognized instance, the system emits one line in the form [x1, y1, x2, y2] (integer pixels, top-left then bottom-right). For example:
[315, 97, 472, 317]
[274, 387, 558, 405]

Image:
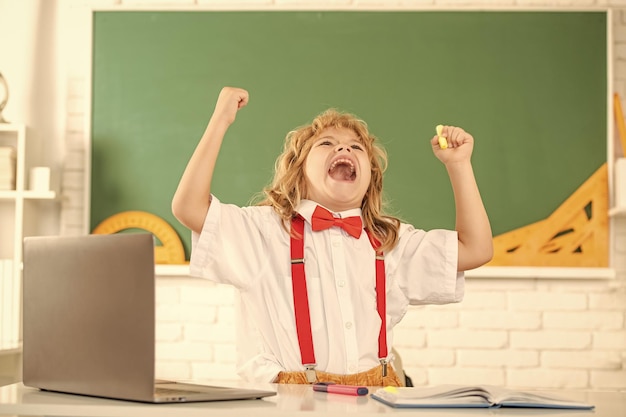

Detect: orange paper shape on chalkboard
[487, 163, 608, 267]
[92, 211, 186, 265]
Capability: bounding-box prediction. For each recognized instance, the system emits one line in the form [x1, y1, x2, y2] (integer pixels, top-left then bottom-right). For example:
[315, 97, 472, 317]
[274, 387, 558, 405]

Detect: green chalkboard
[91, 11, 607, 260]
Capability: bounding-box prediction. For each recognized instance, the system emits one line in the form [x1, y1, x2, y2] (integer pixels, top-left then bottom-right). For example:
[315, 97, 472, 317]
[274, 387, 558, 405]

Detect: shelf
[0, 190, 56, 200]
[0, 344, 21, 356]
[23, 190, 56, 199]
[154, 264, 615, 280]
[466, 266, 615, 280]
[155, 264, 190, 276]
[609, 207, 626, 216]
[0, 124, 56, 354]
[0, 124, 23, 132]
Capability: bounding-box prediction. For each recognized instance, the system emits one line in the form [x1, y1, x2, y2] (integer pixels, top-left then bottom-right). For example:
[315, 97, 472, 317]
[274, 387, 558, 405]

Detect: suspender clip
[291, 258, 305, 264]
[304, 364, 317, 384]
[380, 359, 388, 377]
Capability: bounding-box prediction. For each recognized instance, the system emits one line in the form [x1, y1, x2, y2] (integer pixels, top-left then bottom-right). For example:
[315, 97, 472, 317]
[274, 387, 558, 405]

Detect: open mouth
[328, 158, 356, 182]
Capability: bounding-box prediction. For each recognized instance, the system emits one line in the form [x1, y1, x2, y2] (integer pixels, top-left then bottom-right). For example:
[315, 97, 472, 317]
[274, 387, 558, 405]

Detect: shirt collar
[296, 199, 363, 225]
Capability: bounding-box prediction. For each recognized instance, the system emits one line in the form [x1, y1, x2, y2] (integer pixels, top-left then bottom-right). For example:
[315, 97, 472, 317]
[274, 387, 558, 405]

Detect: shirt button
[332, 241, 340, 248]
[337, 280, 345, 287]
[345, 322, 353, 329]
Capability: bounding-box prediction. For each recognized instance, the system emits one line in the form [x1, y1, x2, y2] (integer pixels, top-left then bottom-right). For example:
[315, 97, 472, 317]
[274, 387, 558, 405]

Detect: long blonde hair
[256, 109, 401, 253]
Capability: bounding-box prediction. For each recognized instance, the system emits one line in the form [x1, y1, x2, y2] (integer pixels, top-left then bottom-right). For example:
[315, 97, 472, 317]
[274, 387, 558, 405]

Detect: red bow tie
[310, 205, 363, 239]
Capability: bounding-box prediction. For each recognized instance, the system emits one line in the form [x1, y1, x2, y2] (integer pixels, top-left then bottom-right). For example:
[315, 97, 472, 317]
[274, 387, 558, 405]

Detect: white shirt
[190, 197, 464, 383]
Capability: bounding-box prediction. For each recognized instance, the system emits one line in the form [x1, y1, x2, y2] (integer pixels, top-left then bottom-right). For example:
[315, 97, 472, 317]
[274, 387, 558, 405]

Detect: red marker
[313, 382, 368, 396]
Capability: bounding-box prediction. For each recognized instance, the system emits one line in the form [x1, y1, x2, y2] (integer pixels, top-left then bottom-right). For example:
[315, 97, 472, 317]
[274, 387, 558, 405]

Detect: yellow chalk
[383, 386, 398, 393]
[436, 124, 448, 149]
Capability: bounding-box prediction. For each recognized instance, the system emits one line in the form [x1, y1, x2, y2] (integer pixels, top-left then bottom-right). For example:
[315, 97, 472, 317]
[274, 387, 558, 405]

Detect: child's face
[304, 127, 371, 212]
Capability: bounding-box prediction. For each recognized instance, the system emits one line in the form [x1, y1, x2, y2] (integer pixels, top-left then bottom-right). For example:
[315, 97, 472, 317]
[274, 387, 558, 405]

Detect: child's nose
[335, 145, 351, 153]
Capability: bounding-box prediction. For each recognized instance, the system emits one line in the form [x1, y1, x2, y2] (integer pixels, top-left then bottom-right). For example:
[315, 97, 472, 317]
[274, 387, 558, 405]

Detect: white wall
[1, 0, 625, 390]
[0, 0, 63, 235]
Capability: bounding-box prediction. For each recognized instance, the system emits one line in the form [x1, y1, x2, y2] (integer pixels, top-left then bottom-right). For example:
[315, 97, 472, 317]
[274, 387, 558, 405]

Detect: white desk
[0, 382, 624, 417]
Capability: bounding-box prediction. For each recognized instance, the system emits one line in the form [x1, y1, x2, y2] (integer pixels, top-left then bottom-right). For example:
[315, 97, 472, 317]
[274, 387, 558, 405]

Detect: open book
[371, 385, 595, 409]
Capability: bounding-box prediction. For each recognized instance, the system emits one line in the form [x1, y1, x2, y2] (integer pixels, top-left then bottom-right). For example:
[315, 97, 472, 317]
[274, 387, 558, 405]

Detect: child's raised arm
[172, 87, 249, 234]
[431, 126, 493, 271]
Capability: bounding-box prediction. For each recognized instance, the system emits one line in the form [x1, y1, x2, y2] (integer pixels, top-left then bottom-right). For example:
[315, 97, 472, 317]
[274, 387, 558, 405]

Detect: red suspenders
[290, 215, 388, 382]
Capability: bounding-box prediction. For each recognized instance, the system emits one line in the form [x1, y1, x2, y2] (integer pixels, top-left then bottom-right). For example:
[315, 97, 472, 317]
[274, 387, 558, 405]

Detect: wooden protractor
[92, 211, 186, 264]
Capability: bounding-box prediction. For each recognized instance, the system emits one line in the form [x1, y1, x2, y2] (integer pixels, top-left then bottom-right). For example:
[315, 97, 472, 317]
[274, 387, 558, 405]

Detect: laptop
[22, 233, 276, 403]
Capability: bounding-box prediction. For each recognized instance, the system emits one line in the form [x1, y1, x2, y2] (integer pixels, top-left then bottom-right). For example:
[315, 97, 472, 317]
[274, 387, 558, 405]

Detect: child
[172, 87, 493, 386]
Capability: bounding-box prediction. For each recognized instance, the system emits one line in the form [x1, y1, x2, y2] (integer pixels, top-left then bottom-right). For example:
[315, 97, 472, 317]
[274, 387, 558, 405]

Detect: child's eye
[319, 140, 332, 146]
[351, 144, 363, 151]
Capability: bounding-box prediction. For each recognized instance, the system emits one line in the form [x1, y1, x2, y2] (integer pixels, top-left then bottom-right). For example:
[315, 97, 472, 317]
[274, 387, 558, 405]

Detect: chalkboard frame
[86, 9, 611, 268]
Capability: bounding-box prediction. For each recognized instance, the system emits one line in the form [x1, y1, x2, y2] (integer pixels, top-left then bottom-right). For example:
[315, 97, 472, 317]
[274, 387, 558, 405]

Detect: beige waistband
[275, 364, 403, 387]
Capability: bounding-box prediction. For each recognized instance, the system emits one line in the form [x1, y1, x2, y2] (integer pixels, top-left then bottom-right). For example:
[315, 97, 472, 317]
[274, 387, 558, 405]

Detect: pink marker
[313, 382, 368, 396]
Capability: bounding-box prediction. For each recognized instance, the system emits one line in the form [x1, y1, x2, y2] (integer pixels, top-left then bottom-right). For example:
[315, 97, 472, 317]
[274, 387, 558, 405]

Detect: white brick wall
[49, 0, 626, 390]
